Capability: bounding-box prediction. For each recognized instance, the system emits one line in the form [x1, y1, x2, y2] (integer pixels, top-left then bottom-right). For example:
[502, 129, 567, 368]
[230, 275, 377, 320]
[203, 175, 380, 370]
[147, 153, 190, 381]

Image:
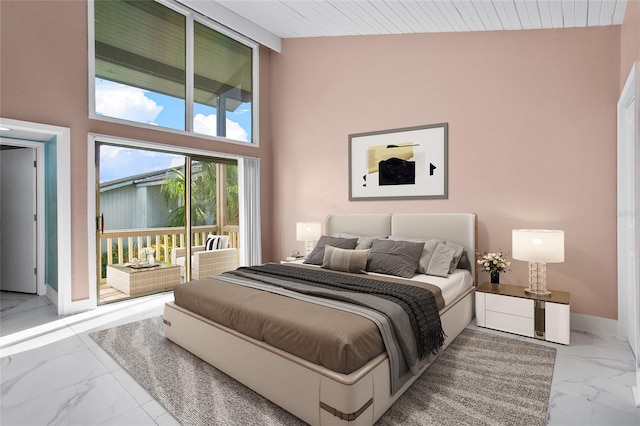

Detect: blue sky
[96, 79, 251, 183]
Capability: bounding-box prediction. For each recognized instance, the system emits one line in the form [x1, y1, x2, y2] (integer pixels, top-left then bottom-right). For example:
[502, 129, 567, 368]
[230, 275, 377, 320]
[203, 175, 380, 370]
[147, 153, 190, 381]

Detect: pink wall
[0, 1, 275, 301]
[621, 0, 640, 89]
[270, 27, 621, 319]
[0, 0, 634, 320]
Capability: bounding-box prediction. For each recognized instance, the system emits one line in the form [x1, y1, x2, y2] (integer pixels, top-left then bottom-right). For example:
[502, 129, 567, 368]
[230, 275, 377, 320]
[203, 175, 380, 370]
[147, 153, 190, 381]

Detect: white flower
[139, 247, 154, 258]
[476, 250, 510, 274]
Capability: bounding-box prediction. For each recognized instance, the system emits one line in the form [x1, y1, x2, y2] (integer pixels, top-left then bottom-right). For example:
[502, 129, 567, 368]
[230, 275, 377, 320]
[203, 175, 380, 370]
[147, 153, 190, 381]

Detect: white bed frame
[163, 213, 477, 425]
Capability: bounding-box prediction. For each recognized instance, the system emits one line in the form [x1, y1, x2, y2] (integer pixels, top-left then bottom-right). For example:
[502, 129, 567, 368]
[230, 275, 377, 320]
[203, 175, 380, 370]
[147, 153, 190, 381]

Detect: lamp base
[527, 261, 552, 296]
[525, 287, 552, 296]
[304, 241, 315, 257]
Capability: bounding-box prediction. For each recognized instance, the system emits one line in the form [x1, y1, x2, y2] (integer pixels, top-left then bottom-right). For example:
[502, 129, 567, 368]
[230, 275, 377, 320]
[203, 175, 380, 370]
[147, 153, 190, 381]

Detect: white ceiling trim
[177, 0, 283, 51]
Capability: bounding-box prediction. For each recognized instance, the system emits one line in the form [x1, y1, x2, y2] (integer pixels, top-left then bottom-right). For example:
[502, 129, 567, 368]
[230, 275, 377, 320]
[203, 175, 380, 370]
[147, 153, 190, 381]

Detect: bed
[163, 213, 477, 425]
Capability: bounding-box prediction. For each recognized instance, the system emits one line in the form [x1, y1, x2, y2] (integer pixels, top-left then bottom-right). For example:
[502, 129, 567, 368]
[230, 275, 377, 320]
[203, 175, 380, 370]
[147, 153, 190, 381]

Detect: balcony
[99, 224, 239, 303]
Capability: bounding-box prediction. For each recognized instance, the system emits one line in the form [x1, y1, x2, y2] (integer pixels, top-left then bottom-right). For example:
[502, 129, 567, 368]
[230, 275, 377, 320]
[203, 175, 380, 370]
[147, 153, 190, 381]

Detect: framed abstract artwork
[349, 123, 448, 200]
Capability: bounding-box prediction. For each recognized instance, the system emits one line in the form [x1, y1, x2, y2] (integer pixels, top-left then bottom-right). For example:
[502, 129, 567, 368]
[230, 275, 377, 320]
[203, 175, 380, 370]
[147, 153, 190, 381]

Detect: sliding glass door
[189, 158, 239, 243]
[96, 142, 238, 304]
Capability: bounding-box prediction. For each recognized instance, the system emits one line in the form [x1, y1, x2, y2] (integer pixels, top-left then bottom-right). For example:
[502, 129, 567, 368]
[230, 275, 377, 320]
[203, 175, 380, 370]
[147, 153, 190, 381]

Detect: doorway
[96, 142, 239, 304]
[0, 142, 44, 294]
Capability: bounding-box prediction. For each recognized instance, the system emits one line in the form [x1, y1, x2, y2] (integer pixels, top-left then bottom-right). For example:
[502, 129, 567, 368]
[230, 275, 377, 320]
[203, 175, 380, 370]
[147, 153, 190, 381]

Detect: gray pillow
[456, 250, 472, 274]
[322, 245, 370, 274]
[426, 241, 466, 277]
[388, 236, 439, 274]
[366, 239, 424, 278]
[443, 241, 465, 273]
[426, 243, 458, 277]
[335, 233, 387, 250]
[304, 236, 358, 265]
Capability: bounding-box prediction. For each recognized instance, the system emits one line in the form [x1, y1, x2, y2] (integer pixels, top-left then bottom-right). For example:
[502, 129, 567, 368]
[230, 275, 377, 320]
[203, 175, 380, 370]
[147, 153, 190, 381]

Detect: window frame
[88, 0, 259, 146]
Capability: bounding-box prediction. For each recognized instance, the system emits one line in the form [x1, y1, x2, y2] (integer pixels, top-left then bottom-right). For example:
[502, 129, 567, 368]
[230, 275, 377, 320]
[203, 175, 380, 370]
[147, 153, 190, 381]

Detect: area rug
[90, 317, 556, 426]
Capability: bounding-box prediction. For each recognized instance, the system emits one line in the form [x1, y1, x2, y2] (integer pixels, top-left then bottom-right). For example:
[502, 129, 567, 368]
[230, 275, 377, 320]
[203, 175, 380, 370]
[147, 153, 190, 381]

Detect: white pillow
[205, 234, 229, 250]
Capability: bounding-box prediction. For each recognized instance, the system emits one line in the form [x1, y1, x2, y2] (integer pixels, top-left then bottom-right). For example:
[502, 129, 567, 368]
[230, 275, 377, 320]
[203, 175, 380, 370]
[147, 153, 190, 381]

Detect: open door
[617, 61, 640, 407]
[0, 146, 37, 293]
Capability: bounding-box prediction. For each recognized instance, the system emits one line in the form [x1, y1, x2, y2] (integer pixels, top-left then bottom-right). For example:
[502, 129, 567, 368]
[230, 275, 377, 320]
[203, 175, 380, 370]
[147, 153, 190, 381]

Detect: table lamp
[296, 222, 321, 257]
[512, 229, 564, 296]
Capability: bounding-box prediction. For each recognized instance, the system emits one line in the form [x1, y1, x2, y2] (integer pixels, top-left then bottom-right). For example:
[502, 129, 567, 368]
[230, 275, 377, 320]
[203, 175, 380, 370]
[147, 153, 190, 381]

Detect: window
[92, 0, 256, 143]
[194, 22, 253, 142]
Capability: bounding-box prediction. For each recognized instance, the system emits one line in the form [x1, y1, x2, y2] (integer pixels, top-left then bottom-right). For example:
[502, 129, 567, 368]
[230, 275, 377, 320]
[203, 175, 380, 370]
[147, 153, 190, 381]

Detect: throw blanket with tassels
[227, 263, 445, 363]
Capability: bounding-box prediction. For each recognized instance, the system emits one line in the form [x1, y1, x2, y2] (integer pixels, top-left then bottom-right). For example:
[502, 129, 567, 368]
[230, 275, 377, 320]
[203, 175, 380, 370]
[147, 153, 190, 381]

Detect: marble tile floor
[1, 290, 639, 426]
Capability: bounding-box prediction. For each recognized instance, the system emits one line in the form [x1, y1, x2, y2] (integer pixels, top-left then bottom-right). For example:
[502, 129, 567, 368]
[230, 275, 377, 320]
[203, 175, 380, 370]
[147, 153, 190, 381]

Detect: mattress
[173, 264, 472, 375]
[288, 259, 473, 305]
[403, 268, 473, 305]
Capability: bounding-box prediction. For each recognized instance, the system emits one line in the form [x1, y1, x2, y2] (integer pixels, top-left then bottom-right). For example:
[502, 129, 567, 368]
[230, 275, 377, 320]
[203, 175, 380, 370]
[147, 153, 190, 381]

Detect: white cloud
[168, 156, 186, 168]
[99, 145, 185, 183]
[95, 80, 163, 124]
[100, 145, 122, 160]
[193, 113, 217, 136]
[193, 113, 249, 142]
[226, 119, 249, 142]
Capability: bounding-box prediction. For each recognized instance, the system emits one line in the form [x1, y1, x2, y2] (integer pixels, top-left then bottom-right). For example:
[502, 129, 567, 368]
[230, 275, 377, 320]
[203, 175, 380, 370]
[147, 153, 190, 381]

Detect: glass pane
[98, 144, 185, 304]
[224, 163, 239, 226]
[194, 21, 253, 142]
[190, 159, 218, 229]
[94, 0, 186, 130]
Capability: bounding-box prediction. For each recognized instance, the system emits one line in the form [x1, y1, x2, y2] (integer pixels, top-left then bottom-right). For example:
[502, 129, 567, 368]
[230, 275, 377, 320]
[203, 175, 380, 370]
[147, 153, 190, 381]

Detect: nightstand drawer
[486, 311, 535, 337]
[486, 293, 533, 318]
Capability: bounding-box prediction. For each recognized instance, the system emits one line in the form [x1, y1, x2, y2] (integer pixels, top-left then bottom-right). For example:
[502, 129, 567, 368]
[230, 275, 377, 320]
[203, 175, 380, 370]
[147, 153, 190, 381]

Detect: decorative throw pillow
[443, 241, 465, 273]
[387, 236, 439, 274]
[366, 239, 424, 278]
[456, 250, 472, 274]
[322, 245, 370, 274]
[335, 233, 388, 250]
[205, 235, 229, 251]
[304, 236, 358, 265]
[426, 241, 466, 277]
[426, 243, 457, 277]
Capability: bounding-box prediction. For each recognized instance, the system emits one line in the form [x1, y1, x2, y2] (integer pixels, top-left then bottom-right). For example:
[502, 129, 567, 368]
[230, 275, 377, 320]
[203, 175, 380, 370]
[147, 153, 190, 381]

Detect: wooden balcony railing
[99, 225, 239, 282]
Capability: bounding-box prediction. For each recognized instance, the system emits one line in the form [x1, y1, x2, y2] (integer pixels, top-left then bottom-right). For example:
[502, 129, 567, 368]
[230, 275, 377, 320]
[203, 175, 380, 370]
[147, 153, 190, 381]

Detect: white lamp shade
[512, 229, 564, 263]
[296, 222, 321, 241]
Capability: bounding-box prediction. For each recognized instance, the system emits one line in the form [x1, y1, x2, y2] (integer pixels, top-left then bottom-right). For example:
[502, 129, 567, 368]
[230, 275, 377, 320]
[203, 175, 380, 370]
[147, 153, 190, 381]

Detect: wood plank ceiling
[213, 0, 628, 38]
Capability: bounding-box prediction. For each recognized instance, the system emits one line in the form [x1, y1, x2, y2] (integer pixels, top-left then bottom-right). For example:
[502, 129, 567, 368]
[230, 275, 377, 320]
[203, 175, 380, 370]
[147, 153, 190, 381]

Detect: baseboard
[45, 285, 59, 311]
[570, 312, 617, 337]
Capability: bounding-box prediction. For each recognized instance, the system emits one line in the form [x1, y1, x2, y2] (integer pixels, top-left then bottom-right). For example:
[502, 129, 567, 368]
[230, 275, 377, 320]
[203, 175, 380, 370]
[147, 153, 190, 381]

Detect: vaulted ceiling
[211, 0, 628, 38]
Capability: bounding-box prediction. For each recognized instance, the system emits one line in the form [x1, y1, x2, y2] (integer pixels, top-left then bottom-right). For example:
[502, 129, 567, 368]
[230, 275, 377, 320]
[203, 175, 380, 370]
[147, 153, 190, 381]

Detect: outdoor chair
[171, 235, 238, 280]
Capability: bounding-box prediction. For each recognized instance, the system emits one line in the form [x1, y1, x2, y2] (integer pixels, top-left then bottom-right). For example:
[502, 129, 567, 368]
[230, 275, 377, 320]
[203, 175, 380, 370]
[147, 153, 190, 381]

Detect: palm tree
[161, 162, 238, 227]
[161, 166, 189, 227]
[189, 161, 218, 226]
[225, 164, 239, 225]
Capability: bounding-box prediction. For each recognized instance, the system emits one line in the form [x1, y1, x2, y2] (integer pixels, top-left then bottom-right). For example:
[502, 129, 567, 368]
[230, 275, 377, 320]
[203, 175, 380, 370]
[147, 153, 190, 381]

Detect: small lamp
[296, 222, 321, 257]
[512, 229, 564, 296]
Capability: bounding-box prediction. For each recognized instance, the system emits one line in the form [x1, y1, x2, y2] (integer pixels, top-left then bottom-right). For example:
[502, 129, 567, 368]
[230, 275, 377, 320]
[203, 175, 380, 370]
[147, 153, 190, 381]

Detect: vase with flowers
[476, 250, 510, 284]
[139, 247, 155, 266]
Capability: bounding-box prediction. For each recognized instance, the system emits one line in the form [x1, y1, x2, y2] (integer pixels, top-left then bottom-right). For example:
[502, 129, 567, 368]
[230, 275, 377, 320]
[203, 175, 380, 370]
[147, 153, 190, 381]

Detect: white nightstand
[475, 282, 570, 345]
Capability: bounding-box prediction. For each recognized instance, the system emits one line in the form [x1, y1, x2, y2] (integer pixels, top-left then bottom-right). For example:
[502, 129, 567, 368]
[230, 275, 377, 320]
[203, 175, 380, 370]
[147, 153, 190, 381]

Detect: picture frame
[349, 123, 448, 200]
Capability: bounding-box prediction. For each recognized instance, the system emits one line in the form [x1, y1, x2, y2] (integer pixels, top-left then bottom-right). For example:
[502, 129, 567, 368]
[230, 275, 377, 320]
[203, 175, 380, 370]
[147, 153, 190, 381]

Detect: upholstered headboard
[326, 213, 477, 283]
[326, 214, 392, 237]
